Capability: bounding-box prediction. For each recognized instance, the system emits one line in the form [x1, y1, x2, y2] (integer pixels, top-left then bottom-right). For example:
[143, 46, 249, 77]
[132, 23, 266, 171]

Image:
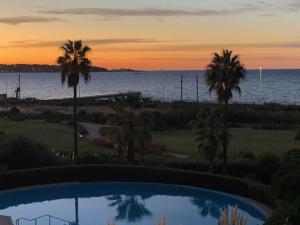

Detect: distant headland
[0, 64, 135, 73]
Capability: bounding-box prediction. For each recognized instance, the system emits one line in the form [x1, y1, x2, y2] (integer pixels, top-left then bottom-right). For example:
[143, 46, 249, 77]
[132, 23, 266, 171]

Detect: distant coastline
[0, 64, 135, 73]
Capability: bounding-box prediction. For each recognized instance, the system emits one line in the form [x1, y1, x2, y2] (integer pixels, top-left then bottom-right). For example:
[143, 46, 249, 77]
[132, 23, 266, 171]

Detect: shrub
[237, 151, 256, 160]
[271, 165, 300, 202]
[92, 138, 114, 148]
[0, 137, 58, 170]
[284, 149, 300, 164]
[144, 142, 167, 155]
[42, 110, 68, 123]
[151, 111, 167, 130]
[90, 112, 106, 124]
[8, 106, 20, 117]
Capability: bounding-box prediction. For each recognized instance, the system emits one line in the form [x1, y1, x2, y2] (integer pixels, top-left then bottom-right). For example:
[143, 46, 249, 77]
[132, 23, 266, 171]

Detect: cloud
[3, 38, 163, 48]
[0, 16, 65, 25]
[38, 4, 262, 18]
[95, 41, 300, 52]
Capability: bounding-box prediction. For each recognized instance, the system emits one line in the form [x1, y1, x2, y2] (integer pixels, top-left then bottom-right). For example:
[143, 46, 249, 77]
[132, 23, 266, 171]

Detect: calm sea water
[0, 182, 265, 225]
[0, 69, 299, 104]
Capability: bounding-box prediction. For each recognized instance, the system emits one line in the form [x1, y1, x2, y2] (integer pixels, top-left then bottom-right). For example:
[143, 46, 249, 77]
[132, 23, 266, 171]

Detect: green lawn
[153, 128, 300, 157]
[0, 119, 111, 155]
[1, 119, 299, 159]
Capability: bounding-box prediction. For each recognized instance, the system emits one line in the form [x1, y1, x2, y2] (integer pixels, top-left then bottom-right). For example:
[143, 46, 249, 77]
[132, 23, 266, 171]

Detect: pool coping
[0, 181, 272, 219]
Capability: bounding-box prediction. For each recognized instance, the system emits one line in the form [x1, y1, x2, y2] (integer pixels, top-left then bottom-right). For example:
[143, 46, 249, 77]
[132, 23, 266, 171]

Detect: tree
[205, 49, 246, 173]
[57, 40, 91, 159]
[194, 109, 228, 172]
[106, 93, 152, 162]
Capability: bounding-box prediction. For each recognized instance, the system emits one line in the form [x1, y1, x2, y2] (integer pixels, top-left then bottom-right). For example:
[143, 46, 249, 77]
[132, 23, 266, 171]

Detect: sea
[0, 69, 299, 104]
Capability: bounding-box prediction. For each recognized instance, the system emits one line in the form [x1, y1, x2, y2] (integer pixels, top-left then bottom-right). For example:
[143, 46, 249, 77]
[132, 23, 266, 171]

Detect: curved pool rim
[0, 181, 272, 219]
[0, 165, 273, 217]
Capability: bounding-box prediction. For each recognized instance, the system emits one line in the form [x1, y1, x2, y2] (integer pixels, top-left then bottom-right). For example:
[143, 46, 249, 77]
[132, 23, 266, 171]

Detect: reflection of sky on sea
[0, 182, 266, 225]
[0, 69, 299, 104]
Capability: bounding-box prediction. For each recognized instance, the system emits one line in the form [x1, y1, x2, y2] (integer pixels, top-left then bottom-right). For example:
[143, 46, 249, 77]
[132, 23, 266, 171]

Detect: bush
[144, 142, 167, 155]
[0, 138, 58, 170]
[8, 106, 20, 117]
[284, 149, 300, 164]
[90, 112, 106, 124]
[271, 165, 300, 202]
[236, 151, 256, 160]
[43, 110, 67, 123]
[267, 165, 300, 225]
[92, 138, 114, 148]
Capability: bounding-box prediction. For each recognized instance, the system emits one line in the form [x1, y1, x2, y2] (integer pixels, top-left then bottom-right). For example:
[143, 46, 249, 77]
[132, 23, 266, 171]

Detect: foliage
[0, 137, 58, 170]
[294, 128, 300, 141]
[283, 149, 300, 164]
[106, 93, 152, 162]
[205, 49, 246, 104]
[219, 205, 247, 225]
[194, 109, 229, 172]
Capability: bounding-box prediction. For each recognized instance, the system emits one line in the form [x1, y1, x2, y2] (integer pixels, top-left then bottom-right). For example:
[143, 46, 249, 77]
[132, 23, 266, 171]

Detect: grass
[153, 128, 300, 157]
[0, 119, 111, 155]
[0, 119, 299, 159]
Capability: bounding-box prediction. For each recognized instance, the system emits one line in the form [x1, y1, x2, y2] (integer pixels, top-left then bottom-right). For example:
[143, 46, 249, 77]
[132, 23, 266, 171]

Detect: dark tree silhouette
[106, 93, 152, 163]
[194, 109, 229, 172]
[57, 40, 91, 159]
[205, 49, 246, 173]
[107, 195, 152, 222]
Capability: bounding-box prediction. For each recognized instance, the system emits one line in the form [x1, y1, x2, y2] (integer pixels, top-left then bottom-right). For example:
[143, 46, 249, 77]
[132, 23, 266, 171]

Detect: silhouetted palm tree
[194, 109, 227, 172]
[107, 194, 152, 222]
[205, 49, 246, 173]
[107, 93, 152, 162]
[57, 40, 92, 159]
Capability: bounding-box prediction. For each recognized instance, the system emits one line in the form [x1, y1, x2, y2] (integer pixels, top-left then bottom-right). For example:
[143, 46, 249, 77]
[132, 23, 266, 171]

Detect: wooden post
[18, 74, 21, 100]
[180, 75, 183, 102]
[196, 74, 199, 102]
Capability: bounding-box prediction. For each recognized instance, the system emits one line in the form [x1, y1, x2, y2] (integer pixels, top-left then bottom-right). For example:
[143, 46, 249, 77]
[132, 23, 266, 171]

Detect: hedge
[0, 165, 275, 208]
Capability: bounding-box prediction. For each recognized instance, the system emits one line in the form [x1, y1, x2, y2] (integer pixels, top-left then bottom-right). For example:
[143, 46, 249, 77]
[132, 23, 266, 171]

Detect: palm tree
[205, 49, 246, 173]
[57, 40, 92, 159]
[107, 194, 152, 222]
[194, 109, 226, 172]
[106, 93, 152, 162]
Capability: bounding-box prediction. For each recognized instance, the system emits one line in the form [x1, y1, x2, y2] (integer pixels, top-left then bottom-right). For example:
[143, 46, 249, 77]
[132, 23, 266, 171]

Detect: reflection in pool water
[0, 182, 266, 225]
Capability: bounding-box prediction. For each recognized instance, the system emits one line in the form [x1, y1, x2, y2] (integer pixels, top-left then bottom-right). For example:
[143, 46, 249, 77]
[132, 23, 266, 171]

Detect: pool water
[0, 182, 266, 225]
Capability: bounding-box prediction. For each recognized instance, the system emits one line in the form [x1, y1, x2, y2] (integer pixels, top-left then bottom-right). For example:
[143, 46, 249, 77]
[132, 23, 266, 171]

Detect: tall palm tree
[57, 40, 92, 159]
[205, 49, 246, 173]
[194, 109, 226, 172]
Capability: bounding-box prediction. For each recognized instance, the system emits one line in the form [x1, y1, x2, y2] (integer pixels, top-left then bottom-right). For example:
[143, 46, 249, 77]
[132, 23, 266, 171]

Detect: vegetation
[266, 161, 300, 225]
[0, 119, 110, 156]
[57, 40, 92, 159]
[205, 49, 246, 173]
[105, 93, 152, 162]
[153, 128, 298, 156]
[194, 109, 228, 172]
[0, 137, 58, 170]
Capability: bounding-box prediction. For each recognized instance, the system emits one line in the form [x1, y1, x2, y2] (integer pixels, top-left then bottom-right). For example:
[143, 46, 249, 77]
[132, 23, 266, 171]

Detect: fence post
[180, 75, 183, 102]
[196, 74, 199, 102]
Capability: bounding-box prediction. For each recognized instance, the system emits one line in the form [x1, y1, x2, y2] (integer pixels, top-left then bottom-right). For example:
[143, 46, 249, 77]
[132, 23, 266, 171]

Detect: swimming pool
[0, 182, 266, 225]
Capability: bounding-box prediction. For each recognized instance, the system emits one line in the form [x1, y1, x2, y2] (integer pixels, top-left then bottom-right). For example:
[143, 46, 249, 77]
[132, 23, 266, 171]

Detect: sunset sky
[0, 0, 300, 70]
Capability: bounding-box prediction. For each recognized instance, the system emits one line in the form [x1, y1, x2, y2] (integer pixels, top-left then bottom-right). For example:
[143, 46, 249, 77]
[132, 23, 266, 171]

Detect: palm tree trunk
[74, 85, 78, 159]
[209, 160, 214, 173]
[222, 100, 228, 174]
[75, 197, 79, 225]
[127, 114, 135, 163]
